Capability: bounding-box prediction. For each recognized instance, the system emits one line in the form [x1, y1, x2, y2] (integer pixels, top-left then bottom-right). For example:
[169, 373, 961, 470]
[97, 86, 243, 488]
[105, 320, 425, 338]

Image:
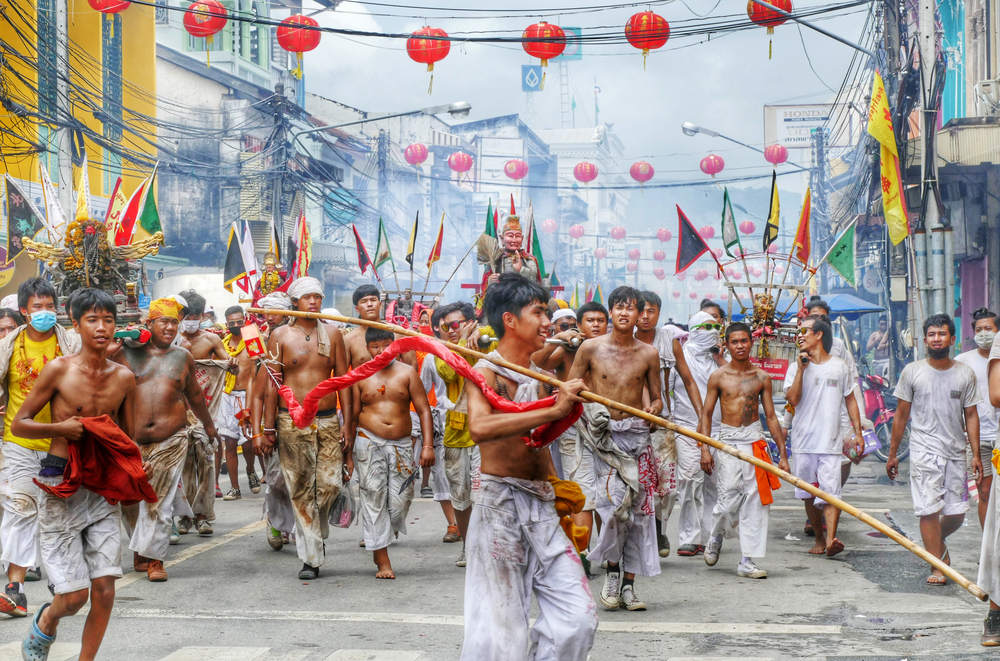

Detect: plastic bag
[330, 482, 358, 529]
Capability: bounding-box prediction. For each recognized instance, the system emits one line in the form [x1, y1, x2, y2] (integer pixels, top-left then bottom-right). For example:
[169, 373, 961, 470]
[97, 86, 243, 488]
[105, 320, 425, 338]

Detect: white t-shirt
[783, 357, 854, 454]
[650, 327, 675, 412]
[893, 359, 982, 460]
[956, 349, 999, 448]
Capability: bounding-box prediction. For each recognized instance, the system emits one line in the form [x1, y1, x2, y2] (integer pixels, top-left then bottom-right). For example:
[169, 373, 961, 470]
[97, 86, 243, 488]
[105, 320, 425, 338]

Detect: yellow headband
[148, 298, 181, 320]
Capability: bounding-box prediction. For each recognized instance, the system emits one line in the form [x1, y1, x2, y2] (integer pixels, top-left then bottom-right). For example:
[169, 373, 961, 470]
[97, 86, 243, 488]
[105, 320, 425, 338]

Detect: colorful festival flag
[593, 284, 604, 305]
[353, 223, 372, 274]
[405, 211, 419, 267]
[4, 175, 44, 260]
[373, 217, 394, 272]
[585, 283, 593, 303]
[721, 188, 741, 258]
[868, 70, 909, 245]
[427, 213, 445, 271]
[762, 171, 780, 253]
[821, 219, 857, 287]
[237, 219, 258, 291]
[74, 153, 90, 222]
[793, 187, 811, 267]
[570, 282, 579, 308]
[293, 211, 312, 279]
[39, 164, 67, 245]
[223, 222, 248, 293]
[675, 205, 710, 274]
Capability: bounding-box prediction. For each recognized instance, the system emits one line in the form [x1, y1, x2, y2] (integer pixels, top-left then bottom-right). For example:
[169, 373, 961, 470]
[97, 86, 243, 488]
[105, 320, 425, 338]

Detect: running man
[11, 288, 137, 661]
[699, 322, 787, 578]
[352, 328, 435, 579]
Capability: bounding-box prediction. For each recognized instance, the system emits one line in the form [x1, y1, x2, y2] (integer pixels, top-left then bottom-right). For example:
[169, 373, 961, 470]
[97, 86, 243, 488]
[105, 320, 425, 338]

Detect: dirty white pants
[354, 429, 414, 551]
[676, 434, 718, 547]
[130, 429, 188, 561]
[262, 451, 295, 534]
[461, 474, 598, 661]
[710, 423, 770, 559]
[183, 423, 216, 521]
[0, 442, 44, 570]
[589, 451, 660, 577]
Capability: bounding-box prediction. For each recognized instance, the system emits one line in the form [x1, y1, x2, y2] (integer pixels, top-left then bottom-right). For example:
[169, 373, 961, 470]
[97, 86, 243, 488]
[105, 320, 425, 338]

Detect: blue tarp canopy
[730, 293, 883, 323]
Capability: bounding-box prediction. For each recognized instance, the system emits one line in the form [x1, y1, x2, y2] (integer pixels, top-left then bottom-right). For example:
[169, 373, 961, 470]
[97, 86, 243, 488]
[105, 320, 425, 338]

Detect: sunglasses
[696, 322, 723, 331]
[797, 327, 815, 336]
[556, 322, 577, 332]
[440, 320, 468, 331]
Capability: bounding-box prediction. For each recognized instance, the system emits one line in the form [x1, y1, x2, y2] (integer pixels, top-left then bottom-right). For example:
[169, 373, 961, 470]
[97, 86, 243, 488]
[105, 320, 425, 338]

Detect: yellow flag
[762, 171, 780, 252]
[867, 70, 896, 157]
[104, 178, 128, 243]
[74, 154, 90, 222]
[879, 143, 910, 245]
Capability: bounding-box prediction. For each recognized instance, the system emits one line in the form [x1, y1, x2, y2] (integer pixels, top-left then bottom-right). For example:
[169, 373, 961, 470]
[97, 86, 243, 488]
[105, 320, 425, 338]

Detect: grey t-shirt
[893, 359, 982, 460]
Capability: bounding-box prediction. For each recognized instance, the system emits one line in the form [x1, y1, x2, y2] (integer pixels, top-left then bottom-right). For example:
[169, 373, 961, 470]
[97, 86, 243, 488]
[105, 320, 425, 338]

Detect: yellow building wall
[0, 0, 156, 204]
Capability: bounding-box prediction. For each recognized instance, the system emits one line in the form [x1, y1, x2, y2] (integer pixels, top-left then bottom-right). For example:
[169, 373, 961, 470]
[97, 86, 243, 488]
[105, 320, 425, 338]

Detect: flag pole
[707, 250, 748, 314]
[778, 216, 860, 321]
[435, 241, 477, 298]
[389, 262, 401, 293]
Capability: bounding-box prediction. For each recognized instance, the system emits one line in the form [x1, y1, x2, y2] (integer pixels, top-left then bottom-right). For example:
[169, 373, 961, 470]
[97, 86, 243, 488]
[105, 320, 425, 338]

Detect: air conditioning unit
[975, 80, 1000, 117]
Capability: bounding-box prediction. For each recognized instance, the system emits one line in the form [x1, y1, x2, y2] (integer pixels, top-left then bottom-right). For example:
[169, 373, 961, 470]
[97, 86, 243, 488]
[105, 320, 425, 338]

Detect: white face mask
[181, 319, 201, 334]
[976, 330, 997, 350]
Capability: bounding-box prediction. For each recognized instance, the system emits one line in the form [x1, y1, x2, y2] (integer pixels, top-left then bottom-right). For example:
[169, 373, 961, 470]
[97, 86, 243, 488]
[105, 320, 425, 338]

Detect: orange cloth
[751, 440, 781, 506]
[560, 516, 589, 555]
[35, 415, 157, 506]
[547, 476, 585, 517]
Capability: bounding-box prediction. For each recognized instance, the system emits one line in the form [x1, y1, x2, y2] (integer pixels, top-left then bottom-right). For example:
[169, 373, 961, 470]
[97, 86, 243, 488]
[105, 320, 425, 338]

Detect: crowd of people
[0, 270, 998, 660]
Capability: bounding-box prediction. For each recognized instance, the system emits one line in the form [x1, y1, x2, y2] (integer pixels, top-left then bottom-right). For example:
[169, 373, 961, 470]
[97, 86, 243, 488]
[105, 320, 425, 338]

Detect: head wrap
[554, 298, 569, 310]
[287, 277, 324, 301]
[321, 307, 343, 329]
[0, 295, 17, 311]
[684, 310, 721, 385]
[258, 292, 292, 310]
[552, 308, 576, 323]
[148, 298, 182, 320]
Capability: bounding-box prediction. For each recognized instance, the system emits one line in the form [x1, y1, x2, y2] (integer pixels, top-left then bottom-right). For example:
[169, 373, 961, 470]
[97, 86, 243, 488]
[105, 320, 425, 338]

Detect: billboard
[764, 104, 847, 149]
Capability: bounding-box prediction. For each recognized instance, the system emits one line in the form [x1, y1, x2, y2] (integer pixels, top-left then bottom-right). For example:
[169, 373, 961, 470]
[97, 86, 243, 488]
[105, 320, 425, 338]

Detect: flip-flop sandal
[926, 574, 947, 585]
[942, 545, 951, 566]
[22, 603, 54, 661]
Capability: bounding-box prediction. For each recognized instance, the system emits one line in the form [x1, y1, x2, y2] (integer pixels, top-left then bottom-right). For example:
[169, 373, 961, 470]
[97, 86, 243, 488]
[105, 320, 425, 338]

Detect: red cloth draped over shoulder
[34, 415, 157, 506]
[278, 335, 582, 448]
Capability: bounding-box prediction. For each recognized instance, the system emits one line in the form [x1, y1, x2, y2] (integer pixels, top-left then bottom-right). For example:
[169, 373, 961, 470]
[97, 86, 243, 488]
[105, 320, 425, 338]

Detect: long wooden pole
[251, 307, 987, 601]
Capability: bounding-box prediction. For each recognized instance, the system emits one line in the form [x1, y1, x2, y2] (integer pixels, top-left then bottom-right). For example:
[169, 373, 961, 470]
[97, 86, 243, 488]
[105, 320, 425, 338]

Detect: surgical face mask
[927, 346, 950, 360]
[29, 310, 57, 333]
[228, 323, 244, 335]
[200, 319, 214, 330]
[180, 319, 201, 334]
[976, 330, 997, 350]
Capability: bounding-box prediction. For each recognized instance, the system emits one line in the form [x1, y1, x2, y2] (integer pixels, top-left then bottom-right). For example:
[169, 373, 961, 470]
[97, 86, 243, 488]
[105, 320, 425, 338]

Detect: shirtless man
[259, 277, 352, 580]
[698, 322, 788, 579]
[344, 285, 382, 369]
[462, 272, 596, 660]
[218, 306, 259, 500]
[11, 289, 137, 661]
[113, 297, 220, 581]
[352, 328, 435, 579]
[568, 286, 662, 612]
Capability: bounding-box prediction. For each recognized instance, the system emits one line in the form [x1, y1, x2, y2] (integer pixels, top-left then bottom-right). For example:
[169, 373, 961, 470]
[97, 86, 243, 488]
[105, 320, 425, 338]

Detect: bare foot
[375, 564, 395, 579]
[808, 537, 826, 554]
[826, 538, 845, 557]
[373, 548, 395, 579]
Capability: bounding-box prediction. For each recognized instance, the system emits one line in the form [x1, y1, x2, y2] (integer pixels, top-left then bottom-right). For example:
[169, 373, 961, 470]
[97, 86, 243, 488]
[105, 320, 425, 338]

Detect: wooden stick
[251, 307, 988, 601]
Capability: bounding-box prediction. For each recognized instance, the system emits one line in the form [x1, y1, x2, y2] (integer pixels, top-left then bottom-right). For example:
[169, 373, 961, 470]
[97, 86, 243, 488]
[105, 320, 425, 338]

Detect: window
[36, 0, 58, 119]
[102, 14, 123, 142]
[250, 2, 268, 67]
[103, 150, 122, 195]
[155, 0, 169, 25]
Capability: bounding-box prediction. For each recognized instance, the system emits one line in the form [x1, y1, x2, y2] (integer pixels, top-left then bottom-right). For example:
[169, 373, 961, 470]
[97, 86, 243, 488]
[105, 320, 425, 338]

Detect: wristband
[263, 427, 276, 434]
[251, 434, 262, 440]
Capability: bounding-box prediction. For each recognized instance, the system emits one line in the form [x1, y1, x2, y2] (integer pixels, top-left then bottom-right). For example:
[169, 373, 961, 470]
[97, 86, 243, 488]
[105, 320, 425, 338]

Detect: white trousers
[588, 452, 660, 577]
[676, 434, 718, 546]
[262, 451, 295, 533]
[561, 429, 596, 512]
[461, 474, 597, 661]
[0, 442, 44, 571]
[355, 429, 414, 551]
[130, 431, 188, 561]
[711, 440, 769, 558]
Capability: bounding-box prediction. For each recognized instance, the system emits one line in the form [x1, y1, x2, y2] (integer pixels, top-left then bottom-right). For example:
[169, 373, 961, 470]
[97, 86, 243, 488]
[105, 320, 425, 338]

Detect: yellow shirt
[437, 341, 478, 449]
[4, 333, 59, 452]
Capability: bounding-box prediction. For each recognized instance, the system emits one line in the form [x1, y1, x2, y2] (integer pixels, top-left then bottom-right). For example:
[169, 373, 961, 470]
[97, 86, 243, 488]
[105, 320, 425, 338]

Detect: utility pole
[270, 84, 287, 243]
[377, 129, 389, 219]
[810, 129, 830, 292]
[918, 0, 945, 315]
[56, 0, 73, 214]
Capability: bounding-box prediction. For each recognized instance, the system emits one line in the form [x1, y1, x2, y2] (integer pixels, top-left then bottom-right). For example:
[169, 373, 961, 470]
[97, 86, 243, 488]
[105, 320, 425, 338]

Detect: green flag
[137, 187, 161, 235]
[721, 188, 741, 257]
[484, 198, 496, 238]
[373, 217, 394, 271]
[824, 220, 857, 287]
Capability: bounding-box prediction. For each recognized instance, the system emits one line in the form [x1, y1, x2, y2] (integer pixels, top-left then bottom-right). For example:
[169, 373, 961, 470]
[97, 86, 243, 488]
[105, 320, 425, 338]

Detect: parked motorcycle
[861, 372, 910, 462]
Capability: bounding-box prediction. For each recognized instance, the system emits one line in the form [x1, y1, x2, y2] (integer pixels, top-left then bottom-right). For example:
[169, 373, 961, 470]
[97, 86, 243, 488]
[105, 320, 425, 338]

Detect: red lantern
[768, 243, 779, 254]
[752, 267, 762, 277]
[653, 250, 666, 262]
[182, 0, 227, 65]
[448, 152, 473, 174]
[610, 227, 626, 241]
[277, 14, 321, 79]
[522, 22, 566, 67]
[404, 143, 428, 166]
[89, 0, 130, 13]
[698, 226, 715, 239]
[748, 0, 792, 58]
[407, 26, 450, 93]
[725, 268, 735, 277]
[695, 269, 708, 281]
[627, 262, 639, 273]
[688, 292, 699, 300]
[504, 159, 529, 181]
[672, 290, 682, 299]
[630, 161, 654, 189]
[594, 247, 608, 259]
[700, 154, 725, 178]
[569, 224, 586, 239]
[656, 227, 672, 242]
[625, 11, 670, 68]
[628, 248, 641, 260]
[732, 246, 743, 257]
[676, 271, 687, 281]
[764, 144, 788, 167]
[574, 161, 598, 184]
[541, 219, 558, 234]
[654, 268, 666, 280]
[739, 220, 755, 235]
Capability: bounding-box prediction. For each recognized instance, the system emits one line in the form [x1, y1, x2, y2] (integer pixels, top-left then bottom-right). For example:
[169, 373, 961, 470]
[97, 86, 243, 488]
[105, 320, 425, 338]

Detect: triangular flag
[4, 175, 45, 260]
[223, 222, 247, 293]
[353, 223, 372, 275]
[294, 211, 312, 278]
[268, 217, 282, 263]
[74, 153, 91, 222]
[484, 199, 495, 239]
[114, 178, 146, 246]
[867, 70, 896, 155]
[133, 167, 162, 243]
[286, 232, 300, 279]
[238, 219, 259, 291]
[373, 217, 394, 271]
[823, 220, 857, 287]
[39, 164, 67, 246]
[675, 205, 710, 274]
[103, 177, 127, 245]
[585, 283, 593, 303]
[427, 213, 445, 270]
[525, 200, 545, 279]
[793, 187, 811, 267]
[550, 269, 560, 287]
[570, 282, 579, 308]
[721, 188, 741, 258]
[762, 171, 780, 252]
[594, 284, 604, 305]
[405, 211, 419, 268]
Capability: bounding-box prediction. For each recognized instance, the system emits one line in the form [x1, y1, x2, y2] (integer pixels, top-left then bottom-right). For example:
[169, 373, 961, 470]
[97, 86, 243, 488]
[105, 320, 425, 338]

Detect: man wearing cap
[482, 198, 540, 288]
[258, 277, 353, 580]
[113, 297, 220, 582]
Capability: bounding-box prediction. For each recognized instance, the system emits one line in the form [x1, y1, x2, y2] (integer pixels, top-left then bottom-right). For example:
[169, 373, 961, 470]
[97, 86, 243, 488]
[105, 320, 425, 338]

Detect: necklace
[294, 324, 312, 342]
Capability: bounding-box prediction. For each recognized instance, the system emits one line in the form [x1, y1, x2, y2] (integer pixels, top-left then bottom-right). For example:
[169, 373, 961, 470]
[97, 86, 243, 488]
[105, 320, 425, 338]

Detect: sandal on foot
[926, 574, 947, 585]
[22, 603, 54, 661]
[942, 544, 951, 566]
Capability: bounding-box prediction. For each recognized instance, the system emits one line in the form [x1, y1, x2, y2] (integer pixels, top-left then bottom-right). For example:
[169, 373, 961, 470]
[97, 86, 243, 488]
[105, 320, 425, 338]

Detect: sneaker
[133, 551, 149, 573]
[146, 559, 168, 582]
[600, 571, 621, 610]
[267, 526, 284, 551]
[657, 531, 670, 558]
[705, 536, 723, 567]
[737, 559, 768, 579]
[359, 538, 366, 548]
[247, 471, 262, 494]
[220, 461, 229, 476]
[21, 603, 54, 660]
[619, 585, 647, 611]
[298, 563, 319, 580]
[223, 487, 241, 501]
[676, 544, 705, 557]
[443, 525, 461, 543]
[197, 519, 213, 536]
[215, 484, 223, 498]
[283, 531, 292, 545]
[177, 516, 192, 535]
[0, 582, 26, 617]
[24, 566, 41, 582]
[420, 486, 433, 498]
[982, 613, 1000, 646]
[456, 548, 466, 567]
[169, 519, 180, 545]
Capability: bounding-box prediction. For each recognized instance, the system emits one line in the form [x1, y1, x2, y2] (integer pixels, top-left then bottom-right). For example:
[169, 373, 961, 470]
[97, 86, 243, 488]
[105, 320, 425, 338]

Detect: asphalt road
[0, 456, 995, 661]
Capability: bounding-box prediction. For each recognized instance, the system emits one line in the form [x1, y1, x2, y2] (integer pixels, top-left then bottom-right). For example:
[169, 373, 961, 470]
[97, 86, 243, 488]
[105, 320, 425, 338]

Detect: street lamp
[293, 101, 472, 146]
[682, 121, 810, 173]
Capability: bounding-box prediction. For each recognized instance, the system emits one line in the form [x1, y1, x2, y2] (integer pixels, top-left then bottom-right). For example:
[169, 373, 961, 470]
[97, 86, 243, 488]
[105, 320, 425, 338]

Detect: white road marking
[0, 641, 81, 660]
[324, 652, 424, 661]
[667, 658, 775, 661]
[113, 609, 842, 635]
[158, 647, 270, 661]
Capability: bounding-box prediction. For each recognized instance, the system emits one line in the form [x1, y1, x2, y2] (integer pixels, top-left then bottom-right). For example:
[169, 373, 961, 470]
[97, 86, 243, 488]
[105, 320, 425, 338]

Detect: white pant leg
[676, 435, 717, 546]
[588, 454, 660, 577]
[171, 478, 194, 521]
[431, 436, 450, 502]
[387, 439, 415, 538]
[711, 449, 769, 558]
[356, 434, 415, 550]
[566, 444, 597, 512]
[262, 451, 295, 533]
[0, 443, 45, 570]
[130, 458, 185, 561]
